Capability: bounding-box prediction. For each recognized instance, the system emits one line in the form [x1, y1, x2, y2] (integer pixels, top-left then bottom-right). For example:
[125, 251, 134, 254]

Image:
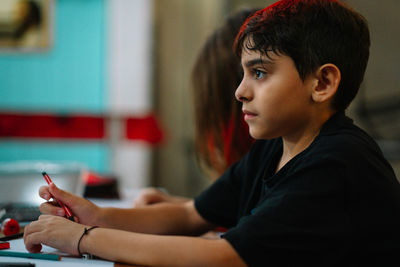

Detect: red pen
[41, 171, 75, 221]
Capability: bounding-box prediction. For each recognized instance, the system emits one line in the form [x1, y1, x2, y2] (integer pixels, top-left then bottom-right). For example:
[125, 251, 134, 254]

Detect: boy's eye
[238, 68, 244, 78]
[254, 69, 266, 80]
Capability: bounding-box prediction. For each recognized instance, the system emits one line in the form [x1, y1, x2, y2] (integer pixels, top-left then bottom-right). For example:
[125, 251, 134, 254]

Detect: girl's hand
[132, 188, 190, 208]
[23, 215, 87, 255]
[39, 183, 101, 226]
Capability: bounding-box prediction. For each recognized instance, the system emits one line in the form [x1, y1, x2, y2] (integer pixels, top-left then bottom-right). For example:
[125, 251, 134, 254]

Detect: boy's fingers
[24, 232, 43, 253]
[39, 201, 65, 216]
[23, 220, 41, 237]
[23, 221, 44, 253]
[39, 186, 51, 200]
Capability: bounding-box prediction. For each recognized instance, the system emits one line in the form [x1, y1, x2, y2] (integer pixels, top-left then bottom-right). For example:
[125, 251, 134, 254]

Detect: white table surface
[0, 238, 113, 267]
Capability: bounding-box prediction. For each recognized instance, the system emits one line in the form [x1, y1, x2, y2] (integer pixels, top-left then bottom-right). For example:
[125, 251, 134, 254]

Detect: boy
[24, 0, 400, 266]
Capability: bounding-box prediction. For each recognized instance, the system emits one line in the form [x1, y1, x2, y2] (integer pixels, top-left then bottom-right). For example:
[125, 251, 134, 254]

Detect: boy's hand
[24, 215, 86, 255]
[39, 183, 101, 226]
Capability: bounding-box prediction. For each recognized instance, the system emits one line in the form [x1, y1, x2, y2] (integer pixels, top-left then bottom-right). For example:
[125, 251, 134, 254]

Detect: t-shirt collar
[319, 111, 353, 136]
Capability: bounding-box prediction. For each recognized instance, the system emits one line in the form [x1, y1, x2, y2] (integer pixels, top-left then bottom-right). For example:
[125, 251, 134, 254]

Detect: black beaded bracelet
[77, 226, 99, 256]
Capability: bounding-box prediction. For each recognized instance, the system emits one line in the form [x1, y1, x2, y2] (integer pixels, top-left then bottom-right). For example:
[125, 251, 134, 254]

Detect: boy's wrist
[77, 225, 99, 256]
[92, 206, 107, 227]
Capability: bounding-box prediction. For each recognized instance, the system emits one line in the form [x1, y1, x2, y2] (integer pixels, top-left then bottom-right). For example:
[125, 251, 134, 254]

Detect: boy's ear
[311, 63, 341, 104]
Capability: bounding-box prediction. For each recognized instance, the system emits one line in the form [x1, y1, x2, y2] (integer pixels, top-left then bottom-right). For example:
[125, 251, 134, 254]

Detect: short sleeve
[194, 159, 246, 228]
[194, 140, 270, 228]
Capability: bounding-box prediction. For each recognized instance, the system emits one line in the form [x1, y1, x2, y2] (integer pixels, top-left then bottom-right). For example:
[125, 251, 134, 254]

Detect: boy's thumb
[48, 182, 75, 206]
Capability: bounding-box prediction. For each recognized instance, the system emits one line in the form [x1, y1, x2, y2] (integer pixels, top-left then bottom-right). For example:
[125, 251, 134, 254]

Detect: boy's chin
[249, 128, 278, 140]
[249, 129, 266, 140]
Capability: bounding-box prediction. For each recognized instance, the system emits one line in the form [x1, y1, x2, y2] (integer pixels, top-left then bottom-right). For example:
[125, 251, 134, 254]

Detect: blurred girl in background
[133, 8, 257, 207]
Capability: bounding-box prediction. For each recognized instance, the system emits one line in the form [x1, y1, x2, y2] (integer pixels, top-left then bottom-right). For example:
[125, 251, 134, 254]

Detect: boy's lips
[243, 109, 257, 121]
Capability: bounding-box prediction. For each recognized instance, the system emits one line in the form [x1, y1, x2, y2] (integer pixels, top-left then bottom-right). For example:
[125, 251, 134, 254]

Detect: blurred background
[0, 0, 399, 198]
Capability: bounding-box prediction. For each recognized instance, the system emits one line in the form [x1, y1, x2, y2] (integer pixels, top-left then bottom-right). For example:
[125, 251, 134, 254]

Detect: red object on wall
[0, 112, 104, 139]
[125, 114, 163, 144]
[0, 111, 163, 144]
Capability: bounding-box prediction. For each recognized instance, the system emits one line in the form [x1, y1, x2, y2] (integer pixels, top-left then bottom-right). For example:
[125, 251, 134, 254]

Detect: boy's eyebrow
[243, 58, 273, 68]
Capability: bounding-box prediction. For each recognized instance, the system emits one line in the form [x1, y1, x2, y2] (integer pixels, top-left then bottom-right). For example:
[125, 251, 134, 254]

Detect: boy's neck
[276, 110, 335, 173]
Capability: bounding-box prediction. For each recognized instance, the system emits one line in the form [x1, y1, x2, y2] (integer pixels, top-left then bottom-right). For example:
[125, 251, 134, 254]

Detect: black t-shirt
[195, 112, 400, 266]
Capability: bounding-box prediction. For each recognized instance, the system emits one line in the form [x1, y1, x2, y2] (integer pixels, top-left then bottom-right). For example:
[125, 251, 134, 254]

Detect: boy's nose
[235, 80, 251, 102]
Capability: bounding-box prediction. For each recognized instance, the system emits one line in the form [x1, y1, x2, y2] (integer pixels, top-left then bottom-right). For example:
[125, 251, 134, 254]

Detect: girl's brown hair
[191, 8, 257, 175]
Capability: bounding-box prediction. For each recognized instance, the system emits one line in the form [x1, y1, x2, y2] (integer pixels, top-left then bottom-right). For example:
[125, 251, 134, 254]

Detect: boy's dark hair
[234, 0, 370, 111]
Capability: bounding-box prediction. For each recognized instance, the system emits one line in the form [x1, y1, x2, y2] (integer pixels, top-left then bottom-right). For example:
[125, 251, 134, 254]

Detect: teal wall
[0, 0, 110, 172]
[0, 141, 110, 173]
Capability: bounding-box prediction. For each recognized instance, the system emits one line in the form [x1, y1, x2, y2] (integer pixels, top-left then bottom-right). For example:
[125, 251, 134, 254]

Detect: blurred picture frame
[0, 0, 53, 52]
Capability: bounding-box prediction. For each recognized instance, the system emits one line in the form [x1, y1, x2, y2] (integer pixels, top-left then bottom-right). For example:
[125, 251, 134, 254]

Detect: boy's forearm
[97, 201, 213, 235]
[80, 227, 246, 267]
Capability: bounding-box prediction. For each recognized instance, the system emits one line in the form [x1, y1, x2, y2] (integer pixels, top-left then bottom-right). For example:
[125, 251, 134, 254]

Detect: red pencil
[41, 171, 75, 221]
